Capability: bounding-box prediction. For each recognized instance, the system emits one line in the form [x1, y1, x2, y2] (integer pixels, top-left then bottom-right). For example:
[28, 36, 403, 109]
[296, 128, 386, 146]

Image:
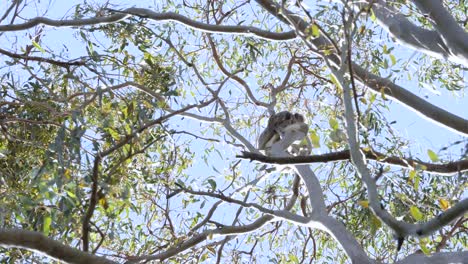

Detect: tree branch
[268, 129, 372, 263]
[254, 0, 468, 136]
[237, 149, 468, 175]
[411, 0, 468, 65]
[335, 45, 468, 246]
[0, 7, 296, 41]
[352, 64, 468, 136]
[128, 169, 301, 263]
[0, 229, 116, 264]
[176, 186, 308, 225]
[396, 251, 468, 264]
[0, 13, 128, 32]
[0, 47, 85, 67]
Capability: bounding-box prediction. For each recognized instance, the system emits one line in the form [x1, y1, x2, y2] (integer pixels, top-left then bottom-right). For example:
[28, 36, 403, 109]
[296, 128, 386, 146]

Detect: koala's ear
[294, 113, 305, 122]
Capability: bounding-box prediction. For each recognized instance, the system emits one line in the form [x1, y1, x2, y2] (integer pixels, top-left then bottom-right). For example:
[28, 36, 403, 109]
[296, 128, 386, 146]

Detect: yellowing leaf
[427, 149, 439, 162]
[310, 23, 320, 38]
[329, 73, 340, 88]
[64, 169, 71, 179]
[206, 246, 216, 254]
[358, 200, 369, 208]
[99, 197, 107, 207]
[306, 23, 320, 39]
[32, 40, 46, 53]
[410, 206, 423, 221]
[438, 198, 450, 210]
[359, 25, 366, 34]
[370, 8, 376, 22]
[390, 54, 396, 65]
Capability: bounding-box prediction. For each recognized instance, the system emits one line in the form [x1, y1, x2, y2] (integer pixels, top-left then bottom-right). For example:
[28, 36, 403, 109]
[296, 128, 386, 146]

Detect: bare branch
[237, 149, 468, 175]
[0, 13, 128, 32]
[0, 229, 116, 264]
[353, 65, 468, 136]
[176, 186, 308, 224]
[0, 7, 296, 41]
[0, 47, 85, 67]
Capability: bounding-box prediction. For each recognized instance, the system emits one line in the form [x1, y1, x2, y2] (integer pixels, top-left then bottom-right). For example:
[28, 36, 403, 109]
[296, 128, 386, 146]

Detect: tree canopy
[0, 0, 467, 263]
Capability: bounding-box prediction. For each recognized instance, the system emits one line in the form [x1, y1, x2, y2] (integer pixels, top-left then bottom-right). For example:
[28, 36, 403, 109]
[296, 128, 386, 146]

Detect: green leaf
[419, 238, 431, 255]
[309, 131, 320, 148]
[43, 215, 52, 236]
[329, 118, 339, 130]
[427, 149, 439, 162]
[32, 41, 46, 53]
[414, 175, 420, 190]
[408, 170, 419, 190]
[410, 206, 423, 221]
[106, 127, 120, 141]
[370, 215, 382, 235]
[207, 179, 217, 191]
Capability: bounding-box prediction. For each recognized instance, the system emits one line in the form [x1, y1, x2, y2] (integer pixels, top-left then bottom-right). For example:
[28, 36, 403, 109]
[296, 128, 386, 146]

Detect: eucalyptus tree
[0, 0, 467, 263]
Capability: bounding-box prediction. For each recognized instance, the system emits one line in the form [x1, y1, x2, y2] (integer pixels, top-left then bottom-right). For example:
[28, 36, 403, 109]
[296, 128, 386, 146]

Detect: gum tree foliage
[0, 0, 467, 263]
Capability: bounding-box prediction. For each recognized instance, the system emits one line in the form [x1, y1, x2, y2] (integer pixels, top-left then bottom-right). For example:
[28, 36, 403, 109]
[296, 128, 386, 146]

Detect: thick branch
[337, 51, 468, 244]
[268, 130, 372, 263]
[396, 251, 468, 264]
[411, 0, 468, 65]
[0, 8, 296, 41]
[0, 229, 116, 264]
[111, 8, 296, 41]
[354, 0, 468, 65]
[353, 65, 468, 135]
[254, 0, 468, 136]
[237, 149, 468, 175]
[367, 0, 463, 65]
[81, 156, 101, 252]
[0, 13, 127, 32]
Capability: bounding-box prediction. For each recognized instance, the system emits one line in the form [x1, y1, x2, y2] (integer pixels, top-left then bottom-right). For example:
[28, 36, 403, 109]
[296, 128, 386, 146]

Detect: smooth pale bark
[370, 0, 468, 66]
[411, 0, 468, 65]
[0, 229, 116, 264]
[395, 251, 468, 264]
[269, 130, 373, 264]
